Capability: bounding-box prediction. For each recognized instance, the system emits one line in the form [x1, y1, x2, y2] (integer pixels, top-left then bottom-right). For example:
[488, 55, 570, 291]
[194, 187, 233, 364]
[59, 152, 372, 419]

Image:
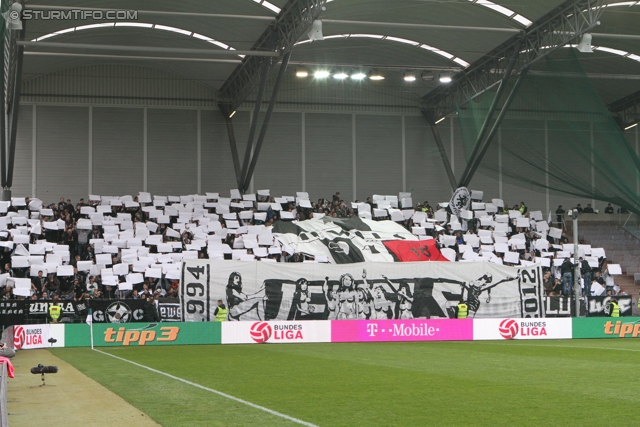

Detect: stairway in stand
[575, 222, 640, 299]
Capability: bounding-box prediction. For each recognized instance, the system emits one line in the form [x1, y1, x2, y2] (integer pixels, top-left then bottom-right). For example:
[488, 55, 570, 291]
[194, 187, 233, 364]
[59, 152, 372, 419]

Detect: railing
[0, 362, 8, 427]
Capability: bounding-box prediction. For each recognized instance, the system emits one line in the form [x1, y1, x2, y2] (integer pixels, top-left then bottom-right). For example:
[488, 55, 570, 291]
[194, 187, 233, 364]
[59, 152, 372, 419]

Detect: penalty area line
[93, 348, 318, 427]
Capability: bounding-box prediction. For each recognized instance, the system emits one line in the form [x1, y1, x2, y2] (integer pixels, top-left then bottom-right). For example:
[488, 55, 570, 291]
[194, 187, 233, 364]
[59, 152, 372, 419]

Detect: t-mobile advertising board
[473, 318, 572, 340]
[331, 319, 473, 342]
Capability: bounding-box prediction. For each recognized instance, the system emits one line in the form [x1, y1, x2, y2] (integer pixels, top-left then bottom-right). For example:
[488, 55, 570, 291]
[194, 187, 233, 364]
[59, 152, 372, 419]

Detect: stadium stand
[0, 190, 630, 303]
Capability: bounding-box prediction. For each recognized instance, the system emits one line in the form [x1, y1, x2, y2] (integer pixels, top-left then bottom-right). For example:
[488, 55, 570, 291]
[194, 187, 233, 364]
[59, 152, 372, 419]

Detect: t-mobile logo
[366, 323, 378, 336]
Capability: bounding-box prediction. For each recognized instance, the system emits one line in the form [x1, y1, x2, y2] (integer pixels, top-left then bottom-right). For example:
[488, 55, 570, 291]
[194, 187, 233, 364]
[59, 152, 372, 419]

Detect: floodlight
[403, 71, 417, 82]
[421, 70, 434, 81]
[369, 69, 385, 81]
[439, 72, 452, 83]
[351, 71, 367, 80]
[333, 71, 349, 80]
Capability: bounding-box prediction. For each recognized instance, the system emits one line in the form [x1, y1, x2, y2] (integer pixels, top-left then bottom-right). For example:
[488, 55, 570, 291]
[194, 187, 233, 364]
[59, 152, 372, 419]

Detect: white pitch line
[93, 348, 318, 427]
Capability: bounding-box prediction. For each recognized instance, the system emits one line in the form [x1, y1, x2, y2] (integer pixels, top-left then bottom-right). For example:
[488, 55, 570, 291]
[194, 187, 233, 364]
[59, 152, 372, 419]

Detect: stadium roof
[19, 0, 640, 110]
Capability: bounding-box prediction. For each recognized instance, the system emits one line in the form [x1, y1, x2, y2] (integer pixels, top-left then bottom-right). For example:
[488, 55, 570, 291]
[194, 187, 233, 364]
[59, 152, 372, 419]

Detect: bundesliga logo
[13, 325, 25, 349]
[250, 322, 272, 343]
[499, 319, 519, 340]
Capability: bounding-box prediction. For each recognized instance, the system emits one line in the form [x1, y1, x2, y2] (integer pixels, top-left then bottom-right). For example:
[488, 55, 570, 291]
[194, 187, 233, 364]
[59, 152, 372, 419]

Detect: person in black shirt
[555, 205, 565, 225]
[560, 258, 576, 295]
[604, 203, 614, 214]
[583, 204, 594, 214]
[580, 257, 592, 296]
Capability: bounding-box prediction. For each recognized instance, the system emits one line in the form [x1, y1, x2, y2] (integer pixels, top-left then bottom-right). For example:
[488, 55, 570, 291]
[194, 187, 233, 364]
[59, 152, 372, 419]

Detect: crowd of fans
[0, 190, 625, 302]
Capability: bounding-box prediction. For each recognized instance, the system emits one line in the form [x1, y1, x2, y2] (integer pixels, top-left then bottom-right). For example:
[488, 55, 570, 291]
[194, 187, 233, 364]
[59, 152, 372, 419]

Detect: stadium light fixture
[625, 122, 638, 130]
[314, 70, 330, 78]
[333, 70, 349, 80]
[439, 72, 452, 83]
[421, 70, 434, 81]
[295, 67, 309, 77]
[229, 110, 236, 118]
[435, 117, 446, 124]
[403, 71, 417, 82]
[369, 69, 385, 81]
[351, 71, 367, 80]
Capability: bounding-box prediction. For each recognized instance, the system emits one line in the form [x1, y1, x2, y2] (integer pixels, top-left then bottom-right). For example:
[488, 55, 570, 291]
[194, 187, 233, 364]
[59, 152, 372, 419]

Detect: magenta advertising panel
[331, 319, 473, 343]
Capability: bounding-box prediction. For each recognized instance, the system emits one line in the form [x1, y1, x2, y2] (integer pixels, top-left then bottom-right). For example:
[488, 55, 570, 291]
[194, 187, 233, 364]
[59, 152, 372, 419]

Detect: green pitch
[51, 339, 640, 426]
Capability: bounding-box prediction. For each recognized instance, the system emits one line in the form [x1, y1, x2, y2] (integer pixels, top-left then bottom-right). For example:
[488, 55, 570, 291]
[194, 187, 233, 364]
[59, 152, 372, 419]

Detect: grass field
[50, 339, 640, 427]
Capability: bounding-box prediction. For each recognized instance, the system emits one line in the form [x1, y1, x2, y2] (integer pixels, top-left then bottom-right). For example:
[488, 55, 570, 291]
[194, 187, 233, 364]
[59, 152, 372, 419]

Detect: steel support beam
[1, 4, 26, 198]
[240, 57, 272, 188]
[217, 0, 327, 114]
[322, 19, 520, 33]
[459, 67, 530, 188]
[457, 38, 523, 188]
[6, 23, 26, 189]
[422, 112, 457, 191]
[609, 90, 640, 130]
[24, 51, 242, 64]
[19, 41, 279, 57]
[221, 112, 243, 190]
[27, 5, 277, 21]
[0, 34, 6, 196]
[421, 0, 606, 121]
[242, 52, 292, 193]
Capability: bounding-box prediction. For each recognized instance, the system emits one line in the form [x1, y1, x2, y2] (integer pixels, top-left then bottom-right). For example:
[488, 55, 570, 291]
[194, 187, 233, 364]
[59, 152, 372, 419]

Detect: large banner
[181, 260, 543, 322]
[0, 300, 25, 327]
[273, 217, 418, 263]
[585, 296, 633, 317]
[2, 299, 181, 326]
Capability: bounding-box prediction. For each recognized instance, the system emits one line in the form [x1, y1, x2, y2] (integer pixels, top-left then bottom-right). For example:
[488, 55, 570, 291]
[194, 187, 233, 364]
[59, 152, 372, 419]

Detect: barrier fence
[11, 317, 640, 349]
[0, 295, 629, 331]
[0, 363, 7, 427]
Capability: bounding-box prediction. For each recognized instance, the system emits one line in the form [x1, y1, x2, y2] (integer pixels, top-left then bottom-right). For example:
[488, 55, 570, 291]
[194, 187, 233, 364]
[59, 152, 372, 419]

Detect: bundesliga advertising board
[12, 324, 65, 349]
[473, 318, 572, 340]
[181, 260, 543, 323]
[222, 321, 331, 344]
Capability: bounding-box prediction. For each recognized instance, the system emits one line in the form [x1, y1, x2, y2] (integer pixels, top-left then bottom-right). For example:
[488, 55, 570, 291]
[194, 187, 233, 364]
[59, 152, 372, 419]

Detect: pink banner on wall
[331, 319, 473, 343]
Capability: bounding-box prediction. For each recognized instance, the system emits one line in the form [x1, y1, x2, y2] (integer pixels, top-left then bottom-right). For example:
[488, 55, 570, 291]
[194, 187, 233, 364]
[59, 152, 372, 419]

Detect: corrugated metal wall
[304, 113, 353, 201]
[253, 112, 303, 197]
[21, 64, 217, 107]
[404, 115, 452, 205]
[35, 106, 89, 204]
[12, 103, 636, 211]
[13, 105, 33, 197]
[355, 115, 403, 200]
[201, 109, 249, 194]
[92, 107, 144, 196]
[147, 109, 198, 195]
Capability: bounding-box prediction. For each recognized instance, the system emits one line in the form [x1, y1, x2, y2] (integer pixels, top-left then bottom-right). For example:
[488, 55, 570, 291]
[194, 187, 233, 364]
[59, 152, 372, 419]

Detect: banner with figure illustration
[181, 260, 543, 322]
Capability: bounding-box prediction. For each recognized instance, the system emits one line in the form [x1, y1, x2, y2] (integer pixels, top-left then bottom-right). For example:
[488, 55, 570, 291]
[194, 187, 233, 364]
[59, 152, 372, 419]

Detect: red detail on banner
[383, 239, 449, 262]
